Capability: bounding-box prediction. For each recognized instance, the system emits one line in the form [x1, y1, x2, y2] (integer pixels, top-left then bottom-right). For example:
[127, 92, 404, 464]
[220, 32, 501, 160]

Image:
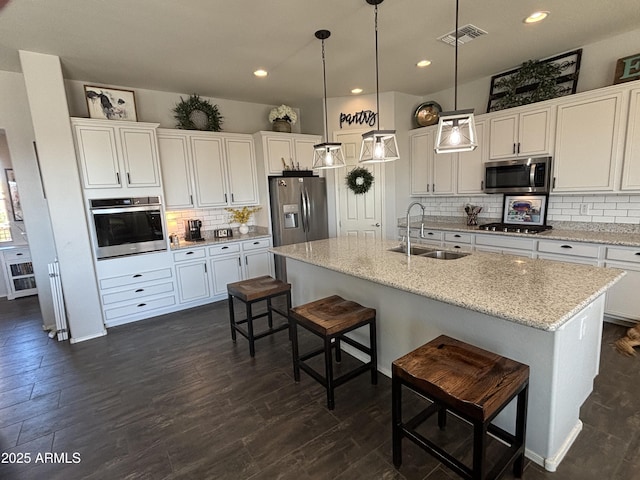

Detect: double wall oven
[89, 196, 167, 260]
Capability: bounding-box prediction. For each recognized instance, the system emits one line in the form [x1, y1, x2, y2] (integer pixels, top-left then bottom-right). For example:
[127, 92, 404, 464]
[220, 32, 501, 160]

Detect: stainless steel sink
[421, 250, 469, 260]
[388, 245, 437, 255]
[388, 245, 468, 259]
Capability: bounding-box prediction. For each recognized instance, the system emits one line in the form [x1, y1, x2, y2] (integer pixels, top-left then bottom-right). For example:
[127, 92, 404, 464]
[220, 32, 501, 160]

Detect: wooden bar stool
[227, 275, 291, 357]
[392, 335, 529, 480]
[289, 295, 377, 410]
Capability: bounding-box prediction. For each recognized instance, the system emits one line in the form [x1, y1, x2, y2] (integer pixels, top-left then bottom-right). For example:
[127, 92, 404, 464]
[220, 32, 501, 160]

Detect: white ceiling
[0, 0, 638, 106]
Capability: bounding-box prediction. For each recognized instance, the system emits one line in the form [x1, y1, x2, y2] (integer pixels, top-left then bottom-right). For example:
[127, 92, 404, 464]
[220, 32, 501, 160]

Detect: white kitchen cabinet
[536, 239, 600, 265]
[1, 247, 38, 300]
[72, 118, 161, 191]
[621, 88, 640, 191]
[474, 234, 536, 258]
[488, 106, 553, 159]
[254, 131, 322, 175]
[242, 238, 274, 279]
[456, 120, 488, 194]
[409, 126, 456, 196]
[604, 246, 640, 322]
[552, 91, 624, 192]
[158, 129, 259, 209]
[442, 231, 473, 252]
[173, 247, 210, 303]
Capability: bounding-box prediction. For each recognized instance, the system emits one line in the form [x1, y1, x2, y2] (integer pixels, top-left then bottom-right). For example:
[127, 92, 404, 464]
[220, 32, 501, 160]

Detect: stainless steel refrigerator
[269, 176, 329, 281]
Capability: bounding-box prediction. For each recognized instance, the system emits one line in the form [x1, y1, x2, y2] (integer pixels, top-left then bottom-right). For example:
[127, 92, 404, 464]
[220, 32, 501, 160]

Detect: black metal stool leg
[513, 384, 529, 478]
[267, 297, 274, 329]
[291, 319, 300, 381]
[228, 294, 237, 342]
[392, 375, 403, 468]
[325, 336, 335, 410]
[369, 318, 378, 385]
[286, 291, 292, 341]
[246, 301, 256, 357]
[472, 421, 487, 480]
[438, 405, 447, 430]
[334, 337, 342, 362]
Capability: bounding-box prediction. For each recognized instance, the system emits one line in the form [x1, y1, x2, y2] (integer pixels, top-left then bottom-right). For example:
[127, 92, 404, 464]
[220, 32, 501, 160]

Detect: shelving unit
[2, 247, 38, 299]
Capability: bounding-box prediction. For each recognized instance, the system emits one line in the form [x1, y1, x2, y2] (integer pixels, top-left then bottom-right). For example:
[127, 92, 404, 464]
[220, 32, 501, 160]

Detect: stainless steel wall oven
[89, 196, 166, 259]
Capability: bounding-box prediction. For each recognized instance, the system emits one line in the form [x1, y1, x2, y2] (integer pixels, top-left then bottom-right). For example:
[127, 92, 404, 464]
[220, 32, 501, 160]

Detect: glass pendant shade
[312, 142, 346, 169]
[359, 0, 398, 165]
[435, 109, 477, 153]
[359, 130, 399, 163]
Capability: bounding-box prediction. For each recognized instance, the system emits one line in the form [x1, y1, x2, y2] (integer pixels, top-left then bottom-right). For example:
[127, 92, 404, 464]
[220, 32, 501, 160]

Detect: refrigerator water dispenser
[283, 204, 299, 229]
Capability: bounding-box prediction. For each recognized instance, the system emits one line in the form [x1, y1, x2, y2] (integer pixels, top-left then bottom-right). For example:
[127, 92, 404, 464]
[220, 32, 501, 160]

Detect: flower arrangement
[268, 104, 297, 124]
[225, 206, 261, 224]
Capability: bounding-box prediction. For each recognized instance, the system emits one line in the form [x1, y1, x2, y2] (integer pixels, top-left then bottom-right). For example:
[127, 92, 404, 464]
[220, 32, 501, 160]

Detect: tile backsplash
[414, 193, 640, 225]
[165, 207, 258, 238]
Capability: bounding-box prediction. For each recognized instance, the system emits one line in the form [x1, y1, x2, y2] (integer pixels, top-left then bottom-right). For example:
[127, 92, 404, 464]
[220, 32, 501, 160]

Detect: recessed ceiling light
[524, 11, 549, 24]
[416, 60, 432, 68]
[254, 69, 268, 77]
[351, 88, 363, 94]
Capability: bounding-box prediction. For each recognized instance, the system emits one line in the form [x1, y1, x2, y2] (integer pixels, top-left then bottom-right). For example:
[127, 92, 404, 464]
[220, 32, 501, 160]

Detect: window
[0, 193, 11, 242]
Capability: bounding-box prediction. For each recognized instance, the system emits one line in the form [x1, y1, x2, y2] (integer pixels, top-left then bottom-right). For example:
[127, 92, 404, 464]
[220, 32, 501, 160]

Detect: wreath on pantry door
[346, 167, 374, 195]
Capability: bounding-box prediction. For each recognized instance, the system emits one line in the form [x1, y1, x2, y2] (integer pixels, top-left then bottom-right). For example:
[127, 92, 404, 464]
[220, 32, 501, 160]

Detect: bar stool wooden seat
[227, 275, 291, 357]
[392, 335, 529, 480]
[289, 295, 377, 410]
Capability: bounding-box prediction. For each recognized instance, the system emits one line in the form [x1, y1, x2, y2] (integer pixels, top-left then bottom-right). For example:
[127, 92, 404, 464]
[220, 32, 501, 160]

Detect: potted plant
[225, 206, 261, 234]
[268, 105, 297, 133]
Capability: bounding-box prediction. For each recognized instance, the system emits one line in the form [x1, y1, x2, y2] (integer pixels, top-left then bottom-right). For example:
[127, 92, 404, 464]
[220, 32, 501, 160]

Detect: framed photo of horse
[84, 85, 138, 121]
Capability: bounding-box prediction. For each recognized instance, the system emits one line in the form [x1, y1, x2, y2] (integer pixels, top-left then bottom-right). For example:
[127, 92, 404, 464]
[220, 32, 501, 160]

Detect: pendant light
[358, 0, 399, 164]
[312, 29, 346, 170]
[435, 0, 478, 154]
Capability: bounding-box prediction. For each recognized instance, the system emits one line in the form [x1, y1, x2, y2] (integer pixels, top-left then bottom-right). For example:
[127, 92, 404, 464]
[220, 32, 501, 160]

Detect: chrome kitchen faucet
[405, 201, 426, 258]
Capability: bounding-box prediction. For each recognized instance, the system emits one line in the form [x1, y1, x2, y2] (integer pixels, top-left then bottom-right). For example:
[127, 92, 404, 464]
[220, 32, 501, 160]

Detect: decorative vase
[239, 224, 249, 234]
[272, 119, 292, 133]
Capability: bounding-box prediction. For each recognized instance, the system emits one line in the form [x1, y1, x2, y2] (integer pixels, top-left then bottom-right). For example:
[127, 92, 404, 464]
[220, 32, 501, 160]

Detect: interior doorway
[333, 129, 384, 240]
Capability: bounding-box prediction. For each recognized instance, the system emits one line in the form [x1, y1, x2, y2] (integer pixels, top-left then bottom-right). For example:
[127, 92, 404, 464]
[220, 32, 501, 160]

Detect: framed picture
[84, 85, 137, 121]
[487, 49, 582, 113]
[502, 194, 548, 226]
[5, 168, 23, 221]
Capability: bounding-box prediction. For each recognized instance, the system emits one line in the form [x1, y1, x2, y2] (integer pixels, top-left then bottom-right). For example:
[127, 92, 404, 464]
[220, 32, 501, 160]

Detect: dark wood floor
[0, 295, 639, 479]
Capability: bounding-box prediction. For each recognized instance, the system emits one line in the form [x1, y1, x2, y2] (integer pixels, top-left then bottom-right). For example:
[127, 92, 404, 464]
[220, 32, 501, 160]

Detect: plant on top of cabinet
[173, 94, 223, 132]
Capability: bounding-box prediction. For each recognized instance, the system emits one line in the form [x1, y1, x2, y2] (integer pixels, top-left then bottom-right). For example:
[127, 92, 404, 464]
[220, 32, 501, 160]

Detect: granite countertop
[271, 237, 625, 332]
[398, 220, 640, 247]
[170, 227, 271, 251]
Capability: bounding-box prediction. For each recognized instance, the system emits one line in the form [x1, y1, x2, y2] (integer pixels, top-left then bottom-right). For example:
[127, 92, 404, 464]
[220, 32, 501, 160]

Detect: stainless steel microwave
[89, 196, 167, 259]
[484, 157, 552, 194]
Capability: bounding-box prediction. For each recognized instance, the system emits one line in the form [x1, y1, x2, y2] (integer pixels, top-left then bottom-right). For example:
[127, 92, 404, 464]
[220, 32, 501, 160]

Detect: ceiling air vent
[437, 24, 487, 46]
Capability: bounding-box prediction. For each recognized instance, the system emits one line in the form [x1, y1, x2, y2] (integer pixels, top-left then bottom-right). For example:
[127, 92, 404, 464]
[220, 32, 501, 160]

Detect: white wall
[0, 71, 57, 327]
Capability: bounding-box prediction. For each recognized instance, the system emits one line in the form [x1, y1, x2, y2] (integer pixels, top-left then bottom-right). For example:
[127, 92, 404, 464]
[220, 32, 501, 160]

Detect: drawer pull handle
[454, 246, 461, 249]
[135, 288, 144, 293]
[253, 241, 260, 245]
[427, 232, 434, 236]
[222, 246, 229, 249]
[635, 252, 640, 256]
[560, 245, 573, 249]
[133, 274, 142, 278]
[186, 251, 194, 255]
[16, 252, 23, 256]
[454, 234, 461, 238]
[137, 303, 147, 308]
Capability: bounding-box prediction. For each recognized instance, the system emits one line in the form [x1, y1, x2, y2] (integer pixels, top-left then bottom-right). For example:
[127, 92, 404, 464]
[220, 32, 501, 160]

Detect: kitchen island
[271, 236, 625, 472]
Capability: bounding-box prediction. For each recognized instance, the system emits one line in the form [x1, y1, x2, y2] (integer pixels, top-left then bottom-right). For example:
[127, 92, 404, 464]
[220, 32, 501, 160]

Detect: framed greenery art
[487, 49, 582, 112]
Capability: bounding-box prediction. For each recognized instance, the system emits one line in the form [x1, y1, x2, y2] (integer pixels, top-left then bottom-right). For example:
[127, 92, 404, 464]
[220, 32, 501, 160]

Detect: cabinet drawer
[420, 230, 443, 241]
[537, 240, 600, 258]
[3, 248, 31, 262]
[209, 243, 241, 256]
[99, 267, 173, 289]
[102, 281, 174, 305]
[173, 248, 206, 262]
[242, 238, 271, 251]
[606, 247, 640, 264]
[103, 295, 176, 321]
[444, 232, 472, 244]
[475, 234, 536, 251]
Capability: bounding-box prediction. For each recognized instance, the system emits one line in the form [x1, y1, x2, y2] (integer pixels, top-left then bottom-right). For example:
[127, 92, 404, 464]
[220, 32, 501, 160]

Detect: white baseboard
[70, 328, 107, 344]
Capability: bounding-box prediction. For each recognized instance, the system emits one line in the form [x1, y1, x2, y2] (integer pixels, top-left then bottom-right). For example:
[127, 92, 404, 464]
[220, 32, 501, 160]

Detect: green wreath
[346, 167, 374, 195]
[173, 94, 223, 131]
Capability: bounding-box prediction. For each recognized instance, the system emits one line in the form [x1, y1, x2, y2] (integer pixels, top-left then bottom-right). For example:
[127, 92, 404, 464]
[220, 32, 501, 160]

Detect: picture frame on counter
[4, 168, 23, 221]
[84, 85, 138, 121]
[503, 194, 548, 226]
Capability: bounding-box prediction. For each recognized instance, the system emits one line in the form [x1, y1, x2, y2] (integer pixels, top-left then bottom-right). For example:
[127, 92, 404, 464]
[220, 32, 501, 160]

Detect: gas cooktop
[478, 223, 552, 234]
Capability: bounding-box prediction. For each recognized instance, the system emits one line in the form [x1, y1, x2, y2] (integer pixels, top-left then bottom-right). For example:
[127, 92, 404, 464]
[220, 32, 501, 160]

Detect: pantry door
[334, 130, 383, 240]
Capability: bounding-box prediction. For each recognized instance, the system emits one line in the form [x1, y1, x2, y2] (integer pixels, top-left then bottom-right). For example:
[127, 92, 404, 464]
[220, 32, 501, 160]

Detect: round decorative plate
[414, 101, 442, 127]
